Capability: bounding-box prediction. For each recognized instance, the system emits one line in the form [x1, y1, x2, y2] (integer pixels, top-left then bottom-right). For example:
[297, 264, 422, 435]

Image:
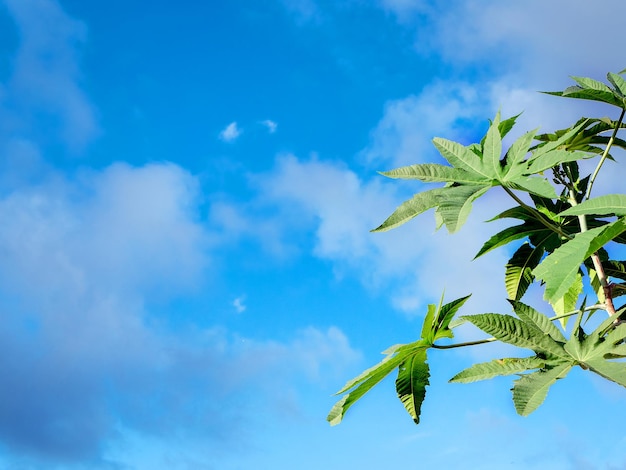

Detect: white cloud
[3, 0, 99, 151]
[261, 119, 278, 133]
[0, 159, 361, 464]
[233, 296, 247, 313]
[252, 154, 512, 318]
[219, 121, 242, 142]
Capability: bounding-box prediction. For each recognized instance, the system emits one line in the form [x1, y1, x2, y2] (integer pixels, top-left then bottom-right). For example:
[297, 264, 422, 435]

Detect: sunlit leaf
[450, 357, 545, 383]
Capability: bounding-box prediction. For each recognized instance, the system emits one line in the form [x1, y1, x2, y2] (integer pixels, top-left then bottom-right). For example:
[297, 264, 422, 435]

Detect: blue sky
[1, 0, 626, 468]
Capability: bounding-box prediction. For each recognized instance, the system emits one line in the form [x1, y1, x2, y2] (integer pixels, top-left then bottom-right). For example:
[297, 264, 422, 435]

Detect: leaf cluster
[329, 70, 626, 427]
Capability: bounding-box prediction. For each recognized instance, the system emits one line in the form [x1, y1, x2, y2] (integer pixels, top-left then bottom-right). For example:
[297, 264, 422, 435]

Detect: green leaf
[533, 220, 626, 304]
[571, 76, 614, 94]
[507, 176, 557, 199]
[420, 304, 437, 342]
[560, 194, 626, 217]
[586, 360, 626, 388]
[510, 300, 567, 343]
[502, 129, 537, 179]
[483, 112, 503, 178]
[607, 72, 626, 98]
[504, 243, 544, 301]
[550, 272, 583, 329]
[463, 314, 568, 359]
[450, 357, 545, 383]
[512, 362, 573, 416]
[526, 149, 590, 174]
[380, 164, 491, 184]
[371, 188, 445, 232]
[528, 120, 587, 162]
[436, 185, 490, 233]
[396, 349, 430, 424]
[433, 137, 494, 179]
[328, 342, 426, 425]
[475, 224, 545, 259]
[435, 295, 472, 334]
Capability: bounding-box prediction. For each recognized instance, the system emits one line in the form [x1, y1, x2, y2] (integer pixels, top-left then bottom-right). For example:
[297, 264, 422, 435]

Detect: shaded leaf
[396, 349, 430, 424]
[436, 185, 490, 233]
[512, 362, 573, 416]
[505, 243, 544, 301]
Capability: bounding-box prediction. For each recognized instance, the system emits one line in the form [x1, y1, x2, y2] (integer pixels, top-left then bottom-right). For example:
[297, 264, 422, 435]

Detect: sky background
[1, 0, 626, 469]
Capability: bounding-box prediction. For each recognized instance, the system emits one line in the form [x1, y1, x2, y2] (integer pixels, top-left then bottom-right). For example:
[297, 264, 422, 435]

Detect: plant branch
[431, 337, 497, 349]
[502, 186, 572, 240]
[586, 108, 626, 200]
[567, 192, 617, 316]
[548, 304, 605, 322]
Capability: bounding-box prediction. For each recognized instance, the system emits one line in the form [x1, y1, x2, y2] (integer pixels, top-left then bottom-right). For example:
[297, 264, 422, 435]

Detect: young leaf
[396, 349, 430, 424]
[435, 294, 472, 334]
[328, 344, 425, 425]
[511, 362, 573, 416]
[450, 357, 545, 383]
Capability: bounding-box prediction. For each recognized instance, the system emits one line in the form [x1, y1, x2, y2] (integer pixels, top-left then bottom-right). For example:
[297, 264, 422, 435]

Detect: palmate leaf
[533, 219, 626, 304]
[463, 314, 568, 359]
[504, 243, 544, 301]
[396, 349, 430, 424]
[450, 357, 545, 384]
[607, 72, 626, 98]
[512, 362, 573, 416]
[560, 194, 626, 217]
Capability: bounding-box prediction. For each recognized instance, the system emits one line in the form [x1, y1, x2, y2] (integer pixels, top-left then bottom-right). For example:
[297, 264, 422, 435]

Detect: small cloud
[219, 122, 242, 142]
[233, 296, 247, 313]
[261, 119, 277, 133]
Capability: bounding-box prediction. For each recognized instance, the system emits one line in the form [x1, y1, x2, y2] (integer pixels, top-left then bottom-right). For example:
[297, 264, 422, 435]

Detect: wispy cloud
[261, 119, 278, 133]
[3, 0, 99, 152]
[219, 121, 242, 142]
[233, 296, 247, 313]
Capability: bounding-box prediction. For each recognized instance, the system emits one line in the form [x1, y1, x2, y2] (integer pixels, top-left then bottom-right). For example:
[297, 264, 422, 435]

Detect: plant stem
[502, 186, 572, 240]
[431, 337, 497, 349]
[585, 108, 626, 200]
[567, 192, 617, 316]
[548, 304, 605, 322]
